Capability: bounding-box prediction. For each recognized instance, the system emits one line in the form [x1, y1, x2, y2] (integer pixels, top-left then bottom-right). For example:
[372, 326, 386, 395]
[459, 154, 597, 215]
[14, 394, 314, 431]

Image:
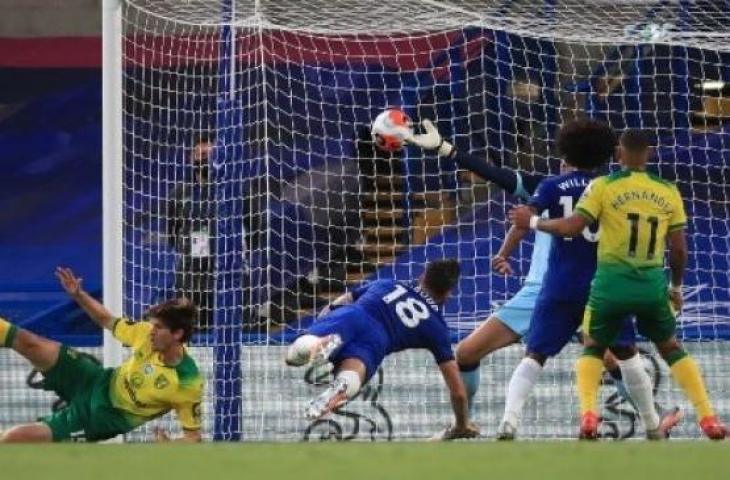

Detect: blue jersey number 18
[382, 284, 431, 328]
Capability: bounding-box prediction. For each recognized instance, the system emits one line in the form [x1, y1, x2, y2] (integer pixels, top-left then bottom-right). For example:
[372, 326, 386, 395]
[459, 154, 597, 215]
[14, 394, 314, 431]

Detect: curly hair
[556, 119, 617, 170]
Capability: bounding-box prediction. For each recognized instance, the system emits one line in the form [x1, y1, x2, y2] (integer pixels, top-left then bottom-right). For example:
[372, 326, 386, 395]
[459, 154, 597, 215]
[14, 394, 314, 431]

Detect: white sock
[502, 357, 542, 426]
[619, 354, 660, 431]
[336, 370, 362, 398]
[285, 335, 319, 366]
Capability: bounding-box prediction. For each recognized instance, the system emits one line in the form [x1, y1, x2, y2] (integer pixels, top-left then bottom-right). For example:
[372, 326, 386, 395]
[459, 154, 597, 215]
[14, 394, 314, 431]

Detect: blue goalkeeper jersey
[527, 170, 599, 301]
[351, 280, 454, 364]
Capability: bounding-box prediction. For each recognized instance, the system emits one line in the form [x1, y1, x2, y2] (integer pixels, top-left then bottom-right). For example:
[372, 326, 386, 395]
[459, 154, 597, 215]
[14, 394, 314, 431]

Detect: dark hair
[422, 259, 460, 301]
[193, 131, 215, 146]
[147, 298, 197, 342]
[620, 129, 651, 152]
[556, 119, 617, 170]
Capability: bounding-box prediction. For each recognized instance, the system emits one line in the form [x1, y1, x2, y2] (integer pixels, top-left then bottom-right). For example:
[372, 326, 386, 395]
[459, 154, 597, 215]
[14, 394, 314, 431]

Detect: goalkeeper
[0, 267, 203, 443]
[510, 129, 727, 440]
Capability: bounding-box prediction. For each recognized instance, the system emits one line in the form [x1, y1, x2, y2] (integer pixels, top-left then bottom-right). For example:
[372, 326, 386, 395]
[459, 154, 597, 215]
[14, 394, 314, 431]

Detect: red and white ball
[371, 108, 413, 152]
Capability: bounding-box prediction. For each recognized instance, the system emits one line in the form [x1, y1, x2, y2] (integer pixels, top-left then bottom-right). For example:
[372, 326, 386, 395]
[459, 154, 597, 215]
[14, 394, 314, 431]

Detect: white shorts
[492, 281, 542, 338]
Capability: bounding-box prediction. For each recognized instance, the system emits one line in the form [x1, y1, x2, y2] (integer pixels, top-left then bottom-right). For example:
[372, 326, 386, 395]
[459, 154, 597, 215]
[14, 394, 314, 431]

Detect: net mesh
[1, 0, 729, 441]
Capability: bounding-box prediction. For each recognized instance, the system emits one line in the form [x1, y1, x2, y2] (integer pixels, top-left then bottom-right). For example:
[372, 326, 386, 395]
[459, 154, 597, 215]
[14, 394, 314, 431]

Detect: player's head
[191, 132, 215, 181]
[556, 119, 616, 171]
[420, 259, 460, 304]
[147, 298, 197, 350]
[618, 129, 651, 169]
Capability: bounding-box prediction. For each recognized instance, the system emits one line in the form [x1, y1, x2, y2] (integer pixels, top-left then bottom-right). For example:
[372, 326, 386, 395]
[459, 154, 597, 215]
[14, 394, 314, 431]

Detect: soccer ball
[371, 108, 413, 152]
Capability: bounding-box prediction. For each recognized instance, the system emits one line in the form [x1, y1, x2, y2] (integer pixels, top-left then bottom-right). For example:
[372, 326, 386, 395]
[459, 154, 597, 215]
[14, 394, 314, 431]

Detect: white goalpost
[89, 0, 730, 441]
[102, 0, 125, 371]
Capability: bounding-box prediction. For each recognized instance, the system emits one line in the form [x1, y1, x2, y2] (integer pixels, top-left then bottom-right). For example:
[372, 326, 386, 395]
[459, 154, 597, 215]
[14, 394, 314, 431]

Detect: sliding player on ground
[285, 259, 478, 440]
[0, 267, 203, 443]
[511, 129, 727, 440]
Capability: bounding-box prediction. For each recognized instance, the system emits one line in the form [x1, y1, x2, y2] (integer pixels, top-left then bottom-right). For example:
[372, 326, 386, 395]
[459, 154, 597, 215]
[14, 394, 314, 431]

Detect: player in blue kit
[405, 119, 634, 432]
[501, 121, 680, 439]
[285, 259, 479, 439]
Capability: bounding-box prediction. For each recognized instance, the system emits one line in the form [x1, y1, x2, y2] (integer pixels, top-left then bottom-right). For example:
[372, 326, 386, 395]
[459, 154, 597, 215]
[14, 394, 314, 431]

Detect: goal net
[4, 0, 727, 441]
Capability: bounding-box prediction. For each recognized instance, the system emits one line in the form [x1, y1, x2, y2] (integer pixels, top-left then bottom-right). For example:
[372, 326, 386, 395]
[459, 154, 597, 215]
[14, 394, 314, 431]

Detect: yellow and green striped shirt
[110, 319, 203, 431]
[575, 169, 687, 269]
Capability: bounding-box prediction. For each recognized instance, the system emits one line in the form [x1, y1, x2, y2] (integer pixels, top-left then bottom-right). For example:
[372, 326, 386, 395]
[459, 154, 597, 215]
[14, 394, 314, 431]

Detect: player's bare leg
[655, 336, 727, 440]
[0, 423, 53, 443]
[456, 316, 520, 366]
[0, 320, 58, 443]
[306, 358, 365, 420]
[456, 316, 520, 412]
[0, 317, 61, 372]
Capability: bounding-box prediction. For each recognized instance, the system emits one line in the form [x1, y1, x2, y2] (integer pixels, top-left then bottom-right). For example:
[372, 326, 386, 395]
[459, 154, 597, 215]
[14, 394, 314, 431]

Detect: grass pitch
[1, 442, 728, 480]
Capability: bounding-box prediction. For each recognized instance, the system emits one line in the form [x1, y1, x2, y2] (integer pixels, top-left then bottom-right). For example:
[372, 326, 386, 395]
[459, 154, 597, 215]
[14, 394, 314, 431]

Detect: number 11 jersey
[575, 169, 687, 270]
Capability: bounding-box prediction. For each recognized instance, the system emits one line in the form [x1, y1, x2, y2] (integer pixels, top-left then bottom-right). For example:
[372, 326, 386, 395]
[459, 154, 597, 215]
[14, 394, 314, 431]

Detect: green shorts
[40, 346, 135, 442]
[583, 264, 676, 347]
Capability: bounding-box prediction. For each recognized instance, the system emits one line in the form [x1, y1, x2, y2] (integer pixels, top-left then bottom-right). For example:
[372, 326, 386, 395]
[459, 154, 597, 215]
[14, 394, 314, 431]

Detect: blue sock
[459, 364, 481, 417]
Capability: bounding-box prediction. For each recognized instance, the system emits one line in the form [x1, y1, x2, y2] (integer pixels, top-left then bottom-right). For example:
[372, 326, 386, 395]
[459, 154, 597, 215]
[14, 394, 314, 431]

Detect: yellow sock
[576, 354, 603, 415]
[670, 355, 714, 420]
[0, 317, 18, 348]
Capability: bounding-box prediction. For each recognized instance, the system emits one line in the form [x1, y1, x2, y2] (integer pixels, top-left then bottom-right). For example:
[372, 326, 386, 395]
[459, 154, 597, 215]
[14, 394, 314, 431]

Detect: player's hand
[154, 427, 170, 442]
[508, 205, 534, 229]
[55, 266, 83, 298]
[404, 120, 454, 157]
[669, 288, 683, 313]
[492, 255, 514, 275]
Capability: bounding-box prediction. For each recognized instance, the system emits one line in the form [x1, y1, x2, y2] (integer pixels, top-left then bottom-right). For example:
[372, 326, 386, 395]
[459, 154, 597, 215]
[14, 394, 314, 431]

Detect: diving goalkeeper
[0, 267, 203, 443]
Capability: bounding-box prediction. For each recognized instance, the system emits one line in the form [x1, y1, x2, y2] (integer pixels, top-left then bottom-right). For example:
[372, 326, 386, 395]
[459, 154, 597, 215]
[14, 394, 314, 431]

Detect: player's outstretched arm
[405, 119, 545, 200]
[55, 266, 115, 330]
[493, 218, 533, 275]
[438, 360, 479, 439]
[509, 205, 588, 237]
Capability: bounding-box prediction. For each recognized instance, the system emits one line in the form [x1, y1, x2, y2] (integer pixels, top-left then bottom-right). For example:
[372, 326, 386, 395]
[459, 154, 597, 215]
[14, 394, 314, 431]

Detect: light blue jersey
[513, 177, 550, 287]
[493, 174, 550, 336]
[524, 230, 551, 285]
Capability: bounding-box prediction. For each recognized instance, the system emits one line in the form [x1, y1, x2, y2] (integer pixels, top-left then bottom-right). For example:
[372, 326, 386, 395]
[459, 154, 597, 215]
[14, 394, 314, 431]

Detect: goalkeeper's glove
[405, 119, 455, 157]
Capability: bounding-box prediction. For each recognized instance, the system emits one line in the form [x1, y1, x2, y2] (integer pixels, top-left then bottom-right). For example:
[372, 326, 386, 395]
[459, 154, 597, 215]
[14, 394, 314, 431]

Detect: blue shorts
[493, 282, 542, 337]
[527, 297, 636, 357]
[306, 305, 388, 382]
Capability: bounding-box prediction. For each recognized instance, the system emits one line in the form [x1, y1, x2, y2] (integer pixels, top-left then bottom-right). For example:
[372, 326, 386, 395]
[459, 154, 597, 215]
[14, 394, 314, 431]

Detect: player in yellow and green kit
[0, 267, 203, 443]
[510, 129, 726, 440]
